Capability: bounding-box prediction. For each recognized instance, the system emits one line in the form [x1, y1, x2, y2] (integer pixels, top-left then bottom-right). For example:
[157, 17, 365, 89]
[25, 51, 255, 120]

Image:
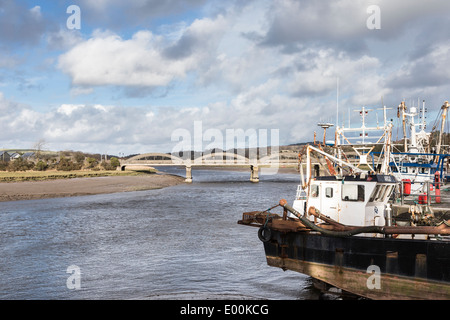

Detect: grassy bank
[0, 169, 156, 182]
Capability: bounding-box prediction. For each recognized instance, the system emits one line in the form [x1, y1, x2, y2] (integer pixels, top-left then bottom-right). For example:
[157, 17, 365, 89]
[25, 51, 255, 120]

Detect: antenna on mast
[422, 100, 426, 129]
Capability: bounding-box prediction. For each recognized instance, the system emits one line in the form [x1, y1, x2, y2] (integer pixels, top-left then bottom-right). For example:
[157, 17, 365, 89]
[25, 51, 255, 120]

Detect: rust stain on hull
[267, 256, 450, 300]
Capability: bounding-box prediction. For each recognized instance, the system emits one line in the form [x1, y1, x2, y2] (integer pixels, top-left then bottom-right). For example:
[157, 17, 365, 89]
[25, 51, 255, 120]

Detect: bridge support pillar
[250, 165, 259, 183]
[185, 165, 193, 183]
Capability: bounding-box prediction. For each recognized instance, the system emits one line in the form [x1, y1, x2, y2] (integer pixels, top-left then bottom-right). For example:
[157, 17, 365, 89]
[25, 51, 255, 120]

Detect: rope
[254, 204, 280, 223]
[255, 204, 280, 216]
[256, 204, 280, 243]
[264, 214, 270, 228]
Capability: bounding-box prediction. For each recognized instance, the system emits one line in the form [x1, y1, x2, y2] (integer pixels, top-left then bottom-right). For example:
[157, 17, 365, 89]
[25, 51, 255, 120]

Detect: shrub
[8, 158, 34, 171]
[101, 157, 120, 170]
[100, 161, 113, 170]
[86, 157, 98, 169]
[0, 160, 8, 171]
[35, 160, 48, 171]
[57, 157, 81, 171]
[110, 157, 120, 168]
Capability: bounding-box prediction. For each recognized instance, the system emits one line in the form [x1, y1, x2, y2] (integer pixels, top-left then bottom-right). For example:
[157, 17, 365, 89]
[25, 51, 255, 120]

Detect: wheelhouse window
[369, 185, 394, 202]
[325, 187, 333, 198]
[310, 184, 319, 198]
[342, 184, 365, 202]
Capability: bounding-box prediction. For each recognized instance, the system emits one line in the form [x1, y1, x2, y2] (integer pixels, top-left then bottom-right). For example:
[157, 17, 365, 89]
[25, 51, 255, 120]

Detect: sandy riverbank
[0, 173, 185, 202]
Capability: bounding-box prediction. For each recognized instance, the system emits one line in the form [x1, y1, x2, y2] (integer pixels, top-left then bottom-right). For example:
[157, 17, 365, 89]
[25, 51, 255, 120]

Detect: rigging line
[432, 108, 443, 132]
[445, 111, 450, 148]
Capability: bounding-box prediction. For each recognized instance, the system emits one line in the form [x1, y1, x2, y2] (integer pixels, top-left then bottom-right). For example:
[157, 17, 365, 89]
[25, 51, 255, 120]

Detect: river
[0, 167, 319, 300]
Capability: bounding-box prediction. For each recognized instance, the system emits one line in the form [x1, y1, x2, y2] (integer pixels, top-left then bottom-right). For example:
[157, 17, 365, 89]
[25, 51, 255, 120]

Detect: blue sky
[1, 0, 450, 155]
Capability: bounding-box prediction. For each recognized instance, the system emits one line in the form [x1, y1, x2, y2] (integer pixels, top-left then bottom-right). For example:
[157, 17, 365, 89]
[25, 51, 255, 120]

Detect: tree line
[0, 151, 120, 172]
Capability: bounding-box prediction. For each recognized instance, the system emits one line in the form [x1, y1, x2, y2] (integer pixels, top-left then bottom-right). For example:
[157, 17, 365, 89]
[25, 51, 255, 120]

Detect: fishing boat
[238, 113, 450, 300]
[390, 101, 450, 195]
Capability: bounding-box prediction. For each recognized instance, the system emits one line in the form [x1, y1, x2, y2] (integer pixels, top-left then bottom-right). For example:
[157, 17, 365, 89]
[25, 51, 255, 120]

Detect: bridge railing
[122, 151, 301, 166]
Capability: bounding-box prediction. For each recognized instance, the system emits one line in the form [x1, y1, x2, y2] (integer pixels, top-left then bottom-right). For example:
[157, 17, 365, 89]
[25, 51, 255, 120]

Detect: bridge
[119, 151, 301, 182]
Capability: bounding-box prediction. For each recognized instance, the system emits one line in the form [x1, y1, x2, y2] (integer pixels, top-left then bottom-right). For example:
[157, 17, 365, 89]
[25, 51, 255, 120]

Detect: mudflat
[0, 174, 185, 202]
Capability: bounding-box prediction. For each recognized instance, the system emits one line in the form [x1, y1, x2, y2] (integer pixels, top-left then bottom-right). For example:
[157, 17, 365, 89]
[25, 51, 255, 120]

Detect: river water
[0, 168, 319, 300]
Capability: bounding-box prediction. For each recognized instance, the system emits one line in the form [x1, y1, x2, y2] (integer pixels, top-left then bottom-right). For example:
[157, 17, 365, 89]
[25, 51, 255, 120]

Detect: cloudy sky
[1, 0, 450, 155]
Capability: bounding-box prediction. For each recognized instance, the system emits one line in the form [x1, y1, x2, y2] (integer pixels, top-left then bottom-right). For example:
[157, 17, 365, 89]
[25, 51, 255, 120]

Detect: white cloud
[388, 43, 450, 90]
[58, 31, 184, 87]
[29, 5, 41, 18]
[260, 0, 450, 53]
[58, 15, 227, 89]
[0, 87, 307, 154]
[57, 104, 85, 116]
[285, 48, 392, 106]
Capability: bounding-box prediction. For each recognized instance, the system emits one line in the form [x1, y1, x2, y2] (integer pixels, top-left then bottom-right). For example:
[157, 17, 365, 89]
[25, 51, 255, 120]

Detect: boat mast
[421, 100, 426, 131]
[361, 106, 367, 144]
[336, 77, 342, 171]
[336, 77, 339, 129]
[436, 101, 449, 156]
[380, 123, 393, 174]
[398, 101, 408, 152]
[408, 107, 418, 153]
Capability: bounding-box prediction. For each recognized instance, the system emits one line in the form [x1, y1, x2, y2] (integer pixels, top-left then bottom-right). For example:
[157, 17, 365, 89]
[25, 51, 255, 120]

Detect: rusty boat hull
[262, 228, 450, 300]
[239, 204, 450, 300]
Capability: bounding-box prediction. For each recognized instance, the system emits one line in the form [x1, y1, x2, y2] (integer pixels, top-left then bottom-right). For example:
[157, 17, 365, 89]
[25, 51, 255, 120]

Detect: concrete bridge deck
[120, 151, 302, 182]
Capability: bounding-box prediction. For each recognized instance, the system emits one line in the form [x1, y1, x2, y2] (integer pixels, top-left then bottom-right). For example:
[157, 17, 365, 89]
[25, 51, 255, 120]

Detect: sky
[1, 0, 450, 156]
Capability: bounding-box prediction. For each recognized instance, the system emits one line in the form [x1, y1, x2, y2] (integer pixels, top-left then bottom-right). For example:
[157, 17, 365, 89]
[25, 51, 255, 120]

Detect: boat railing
[398, 179, 448, 207]
[295, 185, 307, 200]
